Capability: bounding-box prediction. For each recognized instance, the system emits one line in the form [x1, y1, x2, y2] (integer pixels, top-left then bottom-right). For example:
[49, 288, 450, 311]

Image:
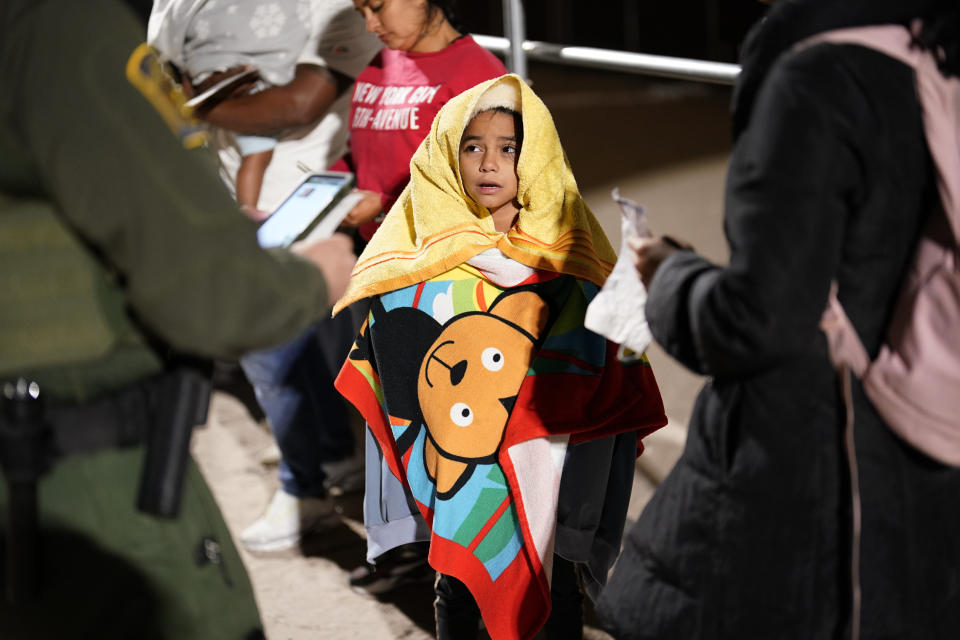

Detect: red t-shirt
[333, 36, 507, 240]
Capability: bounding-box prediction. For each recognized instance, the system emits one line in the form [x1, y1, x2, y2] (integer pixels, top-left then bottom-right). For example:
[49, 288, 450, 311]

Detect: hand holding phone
[340, 190, 383, 227]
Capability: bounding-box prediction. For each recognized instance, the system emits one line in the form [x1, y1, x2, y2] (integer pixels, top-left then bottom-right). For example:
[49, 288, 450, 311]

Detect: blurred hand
[340, 190, 383, 227]
[180, 74, 197, 99]
[628, 235, 691, 288]
[290, 232, 357, 303]
[240, 204, 271, 222]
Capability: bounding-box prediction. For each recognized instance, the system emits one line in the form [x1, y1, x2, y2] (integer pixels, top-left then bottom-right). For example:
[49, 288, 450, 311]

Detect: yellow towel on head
[333, 74, 616, 314]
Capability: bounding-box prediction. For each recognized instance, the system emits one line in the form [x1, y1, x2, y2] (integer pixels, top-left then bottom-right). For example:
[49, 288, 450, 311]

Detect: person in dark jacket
[595, 1, 960, 638]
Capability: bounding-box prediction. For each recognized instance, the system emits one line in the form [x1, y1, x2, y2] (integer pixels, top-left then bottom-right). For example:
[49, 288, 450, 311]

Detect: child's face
[459, 110, 521, 222]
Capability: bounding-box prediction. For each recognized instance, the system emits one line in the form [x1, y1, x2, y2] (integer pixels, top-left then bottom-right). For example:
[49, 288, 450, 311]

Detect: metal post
[501, 0, 528, 80]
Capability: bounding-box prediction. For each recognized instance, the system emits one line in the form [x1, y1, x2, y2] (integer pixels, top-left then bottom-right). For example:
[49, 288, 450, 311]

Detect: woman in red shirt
[335, 0, 507, 243]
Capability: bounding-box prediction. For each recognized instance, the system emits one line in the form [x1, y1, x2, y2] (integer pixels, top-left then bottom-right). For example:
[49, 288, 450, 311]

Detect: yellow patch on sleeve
[125, 43, 208, 149]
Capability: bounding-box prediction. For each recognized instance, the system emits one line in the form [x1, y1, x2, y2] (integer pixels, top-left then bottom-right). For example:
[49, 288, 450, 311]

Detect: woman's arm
[196, 64, 351, 135]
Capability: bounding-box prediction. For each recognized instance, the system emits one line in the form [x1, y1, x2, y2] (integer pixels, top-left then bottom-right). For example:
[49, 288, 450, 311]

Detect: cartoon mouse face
[419, 315, 533, 458]
[418, 291, 548, 494]
[360, 286, 555, 497]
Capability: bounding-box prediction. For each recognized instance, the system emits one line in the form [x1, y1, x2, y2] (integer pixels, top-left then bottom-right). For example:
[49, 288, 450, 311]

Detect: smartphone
[257, 172, 356, 248]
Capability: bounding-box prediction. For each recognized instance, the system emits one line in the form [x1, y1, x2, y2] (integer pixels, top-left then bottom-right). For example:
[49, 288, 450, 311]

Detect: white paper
[584, 188, 653, 358]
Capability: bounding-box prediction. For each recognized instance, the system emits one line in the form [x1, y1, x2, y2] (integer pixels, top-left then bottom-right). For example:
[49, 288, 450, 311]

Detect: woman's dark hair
[915, 1, 960, 77]
[426, 0, 462, 33]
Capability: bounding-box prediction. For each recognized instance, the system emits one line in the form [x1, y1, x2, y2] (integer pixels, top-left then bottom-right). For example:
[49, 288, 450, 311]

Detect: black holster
[136, 366, 211, 518]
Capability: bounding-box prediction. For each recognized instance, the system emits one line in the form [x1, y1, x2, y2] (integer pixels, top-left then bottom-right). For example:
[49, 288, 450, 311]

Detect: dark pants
[435, 555, 584, 639]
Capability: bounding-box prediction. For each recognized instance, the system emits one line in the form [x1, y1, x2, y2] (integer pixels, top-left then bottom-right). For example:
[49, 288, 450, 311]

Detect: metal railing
[483, 0, 740, 86]
[473, 34, 740, 86]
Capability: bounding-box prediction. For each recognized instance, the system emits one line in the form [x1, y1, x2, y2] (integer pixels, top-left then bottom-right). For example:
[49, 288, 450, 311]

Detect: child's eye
[502, 145, 517, 154]
[463, 144, 481, 153]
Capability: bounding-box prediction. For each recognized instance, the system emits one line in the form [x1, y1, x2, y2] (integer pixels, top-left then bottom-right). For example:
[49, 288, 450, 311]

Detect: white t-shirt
[214, 0, 382, 211]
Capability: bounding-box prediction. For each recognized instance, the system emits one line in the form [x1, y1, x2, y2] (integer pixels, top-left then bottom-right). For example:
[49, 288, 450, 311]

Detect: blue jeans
[240, 314, 355, 498]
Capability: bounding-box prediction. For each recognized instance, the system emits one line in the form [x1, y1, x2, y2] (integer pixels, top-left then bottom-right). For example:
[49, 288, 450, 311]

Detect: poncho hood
[334, 74, 616, 313]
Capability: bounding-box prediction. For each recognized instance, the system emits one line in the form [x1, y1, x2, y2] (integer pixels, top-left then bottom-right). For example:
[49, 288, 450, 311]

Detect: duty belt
[0, 366, 211, 604]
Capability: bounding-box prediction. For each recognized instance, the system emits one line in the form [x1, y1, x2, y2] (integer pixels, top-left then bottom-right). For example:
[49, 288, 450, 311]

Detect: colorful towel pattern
[336, 263, 666, 639]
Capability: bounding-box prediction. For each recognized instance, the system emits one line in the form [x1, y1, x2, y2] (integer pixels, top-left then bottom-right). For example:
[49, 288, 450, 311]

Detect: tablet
[256, 172, 356, 248]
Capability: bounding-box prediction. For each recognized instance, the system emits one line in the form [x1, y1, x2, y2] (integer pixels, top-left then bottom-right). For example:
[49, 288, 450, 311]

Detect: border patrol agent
[0, 0, 352, 637]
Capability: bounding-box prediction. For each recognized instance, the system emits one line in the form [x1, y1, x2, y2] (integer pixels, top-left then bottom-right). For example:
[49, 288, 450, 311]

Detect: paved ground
[191, 64, 733, 639]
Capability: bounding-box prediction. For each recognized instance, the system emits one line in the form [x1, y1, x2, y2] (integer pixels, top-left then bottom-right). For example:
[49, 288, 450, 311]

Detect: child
[148, 0, 310, 212]
[334, 75, 667, 640]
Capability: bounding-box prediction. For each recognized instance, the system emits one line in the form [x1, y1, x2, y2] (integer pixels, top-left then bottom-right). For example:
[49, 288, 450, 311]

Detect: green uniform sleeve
[13, 0, 330, 359]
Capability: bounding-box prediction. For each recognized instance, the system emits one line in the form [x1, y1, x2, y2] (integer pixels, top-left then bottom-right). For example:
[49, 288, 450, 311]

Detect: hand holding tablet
[256, 172, 359, 248]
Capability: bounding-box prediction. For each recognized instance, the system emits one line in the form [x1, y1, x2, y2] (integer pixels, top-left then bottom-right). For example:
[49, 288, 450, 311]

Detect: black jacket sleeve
[646, 45, 873, 378]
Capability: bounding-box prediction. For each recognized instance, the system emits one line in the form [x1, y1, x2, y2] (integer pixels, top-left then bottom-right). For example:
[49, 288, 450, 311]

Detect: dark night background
[457, 0, 769, 62]
[125, 1, 770, 63]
